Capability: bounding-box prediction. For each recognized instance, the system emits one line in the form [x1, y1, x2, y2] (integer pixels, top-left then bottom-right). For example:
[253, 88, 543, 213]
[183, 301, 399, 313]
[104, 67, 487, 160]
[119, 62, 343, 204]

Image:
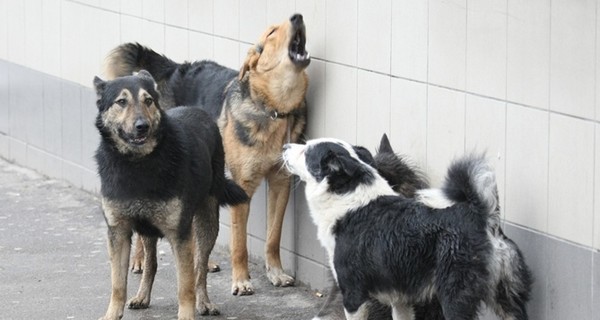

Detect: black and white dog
[283, 137, 531, 320]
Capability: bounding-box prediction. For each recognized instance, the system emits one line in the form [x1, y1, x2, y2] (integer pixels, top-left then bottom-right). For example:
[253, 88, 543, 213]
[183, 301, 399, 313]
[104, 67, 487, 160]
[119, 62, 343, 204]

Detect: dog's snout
[135, 118, 150, 133]
[290, 14, 303, 25]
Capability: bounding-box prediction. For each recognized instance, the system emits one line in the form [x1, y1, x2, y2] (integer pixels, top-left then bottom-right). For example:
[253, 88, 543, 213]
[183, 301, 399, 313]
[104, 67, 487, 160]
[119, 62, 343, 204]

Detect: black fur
[94, 74, 247, 239]
[109, 43, 237, 118]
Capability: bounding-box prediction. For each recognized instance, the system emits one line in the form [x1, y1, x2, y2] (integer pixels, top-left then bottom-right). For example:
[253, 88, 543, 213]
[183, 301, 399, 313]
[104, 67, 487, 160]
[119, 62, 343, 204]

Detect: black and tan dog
[93, 71, 247, 319]
[105, 14, 310, 295]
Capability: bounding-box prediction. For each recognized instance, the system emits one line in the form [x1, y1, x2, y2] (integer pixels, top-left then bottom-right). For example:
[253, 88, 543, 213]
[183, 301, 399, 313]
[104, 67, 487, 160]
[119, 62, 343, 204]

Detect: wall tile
[165, 26, 189, 64]
[213, 38, 241, 71]
[0, 134, 8, 159]
[465, 95, 506, 215]
[503, 223, 548, 320]
[188, 0, 213, 33]
[325, 0, 357, 66]
[239, 0, 267, 44]
[294, 183, 327, 265]
[389, 78, 427, 167]
[296, 0, 326, 59]
[305, 59, 327, 138]
[505, 105, 548, 232]
[214, 0, 239, 39]
[26, 146, 45, 174]
[62, 161, 83, 189]
[43, 75, 62, 156]
[120, 0, 143, 17]
[8, 64, 28, 141]
[41, 0, 61, 77]
[595, 125, 600, 249]
[357, 0, 391, 74]
[391, 0, 428, 82]
[356, 70, 390, 147]
[24, 0, 43, 72]
[550, 0, 596, 120]
[6, 1, 25, 66]
[296, 255, 330, 291]
[548, 115, 594, 246]
[188, 31, 214, 61]
[428, 0, 466, 90]
[61, 82, 82, 164]
[279, 188, 297, 252]
[80, 88, 99, 172]
[99, 0, 119, 12]
[142, 0, 164, 23]
[466, 0, 506, 100]
[266, 0, 295, 25]
[506, 0, 550, 109]
[426, 85, 465, 186]
[23, 68, 44, 148]
[164, 0, 188, 28]
[546, 238, 592, 319]
[120, 15, 144, 45]
[9, 137, 27, 164]
[60, 1, 82, 84]
[324, 63, 357, 143]
[0, 0, 7, 60]
[247, 182, 267, 241]
[0, 61, 8, 134]
[141, 20, 165, 55]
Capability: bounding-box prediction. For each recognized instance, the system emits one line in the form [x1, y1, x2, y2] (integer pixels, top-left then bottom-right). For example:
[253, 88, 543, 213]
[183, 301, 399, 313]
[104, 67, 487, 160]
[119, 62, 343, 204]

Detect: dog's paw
[266, 267, 295, 287]
[208, 260, 221, 273]
[231, 279, 254, 296]
[130, 260, 143, 274]
[197, 301, 220, 315]
[127, 295, 150, 309]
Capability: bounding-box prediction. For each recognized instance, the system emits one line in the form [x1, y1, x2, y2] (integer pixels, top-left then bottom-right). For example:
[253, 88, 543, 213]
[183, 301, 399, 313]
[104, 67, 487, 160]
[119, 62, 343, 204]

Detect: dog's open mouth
[119, 129, 149, 146]
[129, 136, 148, 145]
[289, 28, 310, 68]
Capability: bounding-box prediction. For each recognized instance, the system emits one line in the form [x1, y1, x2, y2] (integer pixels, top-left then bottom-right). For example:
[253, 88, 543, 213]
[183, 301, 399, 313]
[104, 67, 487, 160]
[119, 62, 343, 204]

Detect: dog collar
[267, 109, 290, 120]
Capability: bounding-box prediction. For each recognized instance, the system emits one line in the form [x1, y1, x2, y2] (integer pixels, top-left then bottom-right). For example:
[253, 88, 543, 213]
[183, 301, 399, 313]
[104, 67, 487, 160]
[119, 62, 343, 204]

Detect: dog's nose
[290, 14, 303, 25]
[135, 118, 150, 134]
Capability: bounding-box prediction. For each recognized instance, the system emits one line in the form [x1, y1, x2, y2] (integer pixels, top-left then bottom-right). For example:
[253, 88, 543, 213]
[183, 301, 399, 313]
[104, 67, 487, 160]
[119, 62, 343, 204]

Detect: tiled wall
[1, 0, 600, 318]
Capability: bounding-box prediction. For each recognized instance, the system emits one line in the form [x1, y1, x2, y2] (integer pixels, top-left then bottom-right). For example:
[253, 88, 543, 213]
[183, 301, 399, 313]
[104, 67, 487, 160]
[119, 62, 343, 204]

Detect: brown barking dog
[104, 14, 310, 295]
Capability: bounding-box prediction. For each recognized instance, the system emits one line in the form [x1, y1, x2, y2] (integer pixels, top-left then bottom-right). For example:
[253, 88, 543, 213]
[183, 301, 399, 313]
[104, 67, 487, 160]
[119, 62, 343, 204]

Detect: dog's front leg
[344, 303, 370, 320]
[100, 225, 132, 320]
[169, 235, 196, 320]
[265, 170, 294, 287]
[127, 235, 158, 309]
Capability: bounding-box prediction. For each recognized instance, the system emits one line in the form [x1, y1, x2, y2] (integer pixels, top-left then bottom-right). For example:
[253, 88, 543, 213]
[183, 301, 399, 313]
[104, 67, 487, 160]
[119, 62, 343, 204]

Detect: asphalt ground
[0, 157, 336, 320]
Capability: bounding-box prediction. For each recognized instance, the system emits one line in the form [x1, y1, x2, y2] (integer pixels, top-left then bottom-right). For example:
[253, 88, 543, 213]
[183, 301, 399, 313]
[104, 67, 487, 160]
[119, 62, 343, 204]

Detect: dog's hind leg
[193, 197, 220, 315]
[127, 236, 158, 309]
[229, 176, 261, 296]
[265, 170, 295, 287]
[130, 234, 145, 273]
[100, 224, 132, 320]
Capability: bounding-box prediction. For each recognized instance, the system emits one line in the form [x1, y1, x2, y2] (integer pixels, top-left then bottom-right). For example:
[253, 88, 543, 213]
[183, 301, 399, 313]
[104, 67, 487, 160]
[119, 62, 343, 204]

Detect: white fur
[283, 138, 396, 276]
[415, 188, 455, 209]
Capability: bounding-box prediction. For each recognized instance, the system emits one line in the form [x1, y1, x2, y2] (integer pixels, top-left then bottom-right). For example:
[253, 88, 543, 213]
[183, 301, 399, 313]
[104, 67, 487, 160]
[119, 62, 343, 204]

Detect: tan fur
[222, 16, 308, 295]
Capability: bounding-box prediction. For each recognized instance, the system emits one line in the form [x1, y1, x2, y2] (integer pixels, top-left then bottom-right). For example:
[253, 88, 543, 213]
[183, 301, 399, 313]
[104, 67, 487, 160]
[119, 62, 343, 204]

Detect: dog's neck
[305, 174, 395, 261]
[248, 71, 308, 114]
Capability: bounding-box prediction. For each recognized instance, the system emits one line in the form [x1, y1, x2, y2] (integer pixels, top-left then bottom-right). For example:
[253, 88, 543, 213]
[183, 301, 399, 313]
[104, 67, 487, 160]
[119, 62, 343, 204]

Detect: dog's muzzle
[288, 14, 311, 68]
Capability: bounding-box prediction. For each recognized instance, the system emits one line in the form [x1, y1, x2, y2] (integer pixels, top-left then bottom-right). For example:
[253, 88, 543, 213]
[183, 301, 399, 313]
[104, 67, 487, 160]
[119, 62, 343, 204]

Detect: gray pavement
[0, 158, 329, 320]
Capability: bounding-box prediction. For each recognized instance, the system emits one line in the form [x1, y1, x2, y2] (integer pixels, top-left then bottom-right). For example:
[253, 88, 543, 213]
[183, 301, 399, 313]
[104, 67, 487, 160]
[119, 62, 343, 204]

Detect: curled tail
[220, 179, 249, 207]
[104, 42, 179, 81]
[442, 154, 499, 226]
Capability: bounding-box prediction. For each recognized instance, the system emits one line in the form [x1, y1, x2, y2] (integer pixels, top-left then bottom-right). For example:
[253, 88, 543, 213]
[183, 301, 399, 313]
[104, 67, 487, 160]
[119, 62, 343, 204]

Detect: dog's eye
[267, 27, 277, 37]
[115, 98, 127, 106]
[144, 97, 153, 106]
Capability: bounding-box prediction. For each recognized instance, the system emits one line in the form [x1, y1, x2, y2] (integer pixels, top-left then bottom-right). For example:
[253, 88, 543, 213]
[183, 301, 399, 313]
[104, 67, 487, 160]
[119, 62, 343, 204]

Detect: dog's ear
[326, 153, 361, 177]
[136, 69, 154, 81]
[239, 45, 262, 80]
[353, 146, 375, 166]
[93, 76, 106, 95]
[378, 133, 394, 154]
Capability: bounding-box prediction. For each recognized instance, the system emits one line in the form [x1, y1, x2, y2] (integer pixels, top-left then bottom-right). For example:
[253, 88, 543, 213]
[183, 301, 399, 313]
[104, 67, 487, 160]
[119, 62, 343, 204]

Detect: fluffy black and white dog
[283, 137, 531, 320]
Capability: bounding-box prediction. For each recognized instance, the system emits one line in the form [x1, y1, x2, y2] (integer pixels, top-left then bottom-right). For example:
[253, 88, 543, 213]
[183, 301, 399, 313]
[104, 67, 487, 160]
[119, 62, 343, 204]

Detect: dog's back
[105, 43, 237, 118]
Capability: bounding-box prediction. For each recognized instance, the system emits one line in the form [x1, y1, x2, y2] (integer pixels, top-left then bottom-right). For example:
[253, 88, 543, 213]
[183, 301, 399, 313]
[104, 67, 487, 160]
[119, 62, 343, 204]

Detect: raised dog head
[240, 13, 310, 112]
[93, 70, 163, 157]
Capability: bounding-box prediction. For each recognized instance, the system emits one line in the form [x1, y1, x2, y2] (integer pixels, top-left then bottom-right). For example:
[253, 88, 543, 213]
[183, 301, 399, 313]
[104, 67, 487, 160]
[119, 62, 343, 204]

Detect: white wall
[1, 0, 600, 318]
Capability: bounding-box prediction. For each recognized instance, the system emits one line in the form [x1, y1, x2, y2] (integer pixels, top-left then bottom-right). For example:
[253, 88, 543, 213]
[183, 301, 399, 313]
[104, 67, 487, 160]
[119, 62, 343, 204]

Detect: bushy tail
[442, 154, 499, 226]
[220, 179, 249, 207]
[104, 42, 179, 81]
